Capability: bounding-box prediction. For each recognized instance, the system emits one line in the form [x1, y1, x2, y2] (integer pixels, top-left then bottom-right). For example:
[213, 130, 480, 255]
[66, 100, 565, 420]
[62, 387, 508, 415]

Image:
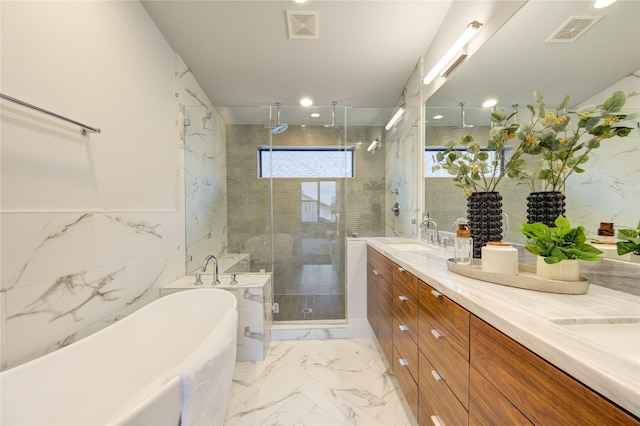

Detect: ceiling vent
[546, 16, 602, 43]
[287, 10, 319, 39]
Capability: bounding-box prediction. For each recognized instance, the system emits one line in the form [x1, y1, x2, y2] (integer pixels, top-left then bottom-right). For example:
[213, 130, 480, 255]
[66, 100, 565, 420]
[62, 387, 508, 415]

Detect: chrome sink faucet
[202, 254, 220, 285]
[419, 218, 440, 245]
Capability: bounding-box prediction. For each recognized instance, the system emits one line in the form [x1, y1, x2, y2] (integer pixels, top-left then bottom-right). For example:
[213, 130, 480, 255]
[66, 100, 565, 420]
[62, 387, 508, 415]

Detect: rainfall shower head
[324, 101, 341, 130]
[272, 102, 288, 134]
[455, 102, 474, 129]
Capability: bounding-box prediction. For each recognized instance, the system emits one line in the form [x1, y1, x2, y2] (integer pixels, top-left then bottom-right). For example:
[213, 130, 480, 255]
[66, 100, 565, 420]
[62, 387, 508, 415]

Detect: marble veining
[8, 268, 124, 323]
[225, 339, 416, 426]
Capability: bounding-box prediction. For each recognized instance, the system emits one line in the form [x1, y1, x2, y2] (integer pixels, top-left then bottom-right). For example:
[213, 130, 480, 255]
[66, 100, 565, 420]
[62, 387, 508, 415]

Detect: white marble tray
[447, 259, 590, 295]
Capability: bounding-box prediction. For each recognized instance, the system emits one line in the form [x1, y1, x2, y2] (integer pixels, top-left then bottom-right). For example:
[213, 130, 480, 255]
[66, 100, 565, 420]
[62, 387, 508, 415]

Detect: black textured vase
[527, 191, 566, 227]
[467, 192, 503, 258]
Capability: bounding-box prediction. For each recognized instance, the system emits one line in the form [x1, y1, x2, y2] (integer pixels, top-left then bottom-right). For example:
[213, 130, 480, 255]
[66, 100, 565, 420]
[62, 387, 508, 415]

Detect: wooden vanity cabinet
[367, 247, 393, 365]
[470, 316, 640, 426]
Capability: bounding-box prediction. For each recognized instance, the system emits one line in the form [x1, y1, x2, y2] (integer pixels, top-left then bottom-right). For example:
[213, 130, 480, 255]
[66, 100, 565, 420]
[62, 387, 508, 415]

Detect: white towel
[172, 308, 238, 426]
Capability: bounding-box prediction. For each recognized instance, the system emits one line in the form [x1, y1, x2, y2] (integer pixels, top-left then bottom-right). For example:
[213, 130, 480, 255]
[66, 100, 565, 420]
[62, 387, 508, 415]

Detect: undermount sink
[550, 317, 640, 363]
[387, 241, 436, 251]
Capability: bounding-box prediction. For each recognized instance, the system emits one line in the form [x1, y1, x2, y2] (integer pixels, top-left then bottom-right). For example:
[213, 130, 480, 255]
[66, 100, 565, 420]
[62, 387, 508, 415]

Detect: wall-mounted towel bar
[0, 93, 101, 135]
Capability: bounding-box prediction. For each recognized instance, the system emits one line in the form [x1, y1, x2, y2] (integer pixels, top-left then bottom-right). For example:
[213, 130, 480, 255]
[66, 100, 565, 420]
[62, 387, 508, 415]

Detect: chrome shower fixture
[324, 101, 341, 130]
[272, 102, 288, 134]
[457, 102, 474, 129]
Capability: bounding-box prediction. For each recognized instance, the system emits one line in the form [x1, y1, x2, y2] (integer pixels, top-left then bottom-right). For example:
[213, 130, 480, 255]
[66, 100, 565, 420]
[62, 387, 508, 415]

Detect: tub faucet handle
[194, 274, 203, 286]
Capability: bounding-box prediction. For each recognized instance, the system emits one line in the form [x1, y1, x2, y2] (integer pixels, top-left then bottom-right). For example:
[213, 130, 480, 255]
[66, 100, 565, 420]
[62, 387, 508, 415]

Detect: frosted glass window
[259, 147, 354, 178]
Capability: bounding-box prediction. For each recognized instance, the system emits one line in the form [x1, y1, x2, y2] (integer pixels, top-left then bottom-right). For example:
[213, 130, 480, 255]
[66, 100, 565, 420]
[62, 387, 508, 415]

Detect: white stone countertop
[364, 237, 640, 418]
[163, 273, 271, 290]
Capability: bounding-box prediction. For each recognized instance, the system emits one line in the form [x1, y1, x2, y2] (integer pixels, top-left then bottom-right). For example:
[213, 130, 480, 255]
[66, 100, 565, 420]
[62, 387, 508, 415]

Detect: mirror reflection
[424, 0, 639, 257]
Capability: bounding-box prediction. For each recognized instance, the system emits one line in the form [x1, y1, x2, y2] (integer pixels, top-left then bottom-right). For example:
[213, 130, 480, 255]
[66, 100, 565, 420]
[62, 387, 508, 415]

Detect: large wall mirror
[424, 0, 640, 256]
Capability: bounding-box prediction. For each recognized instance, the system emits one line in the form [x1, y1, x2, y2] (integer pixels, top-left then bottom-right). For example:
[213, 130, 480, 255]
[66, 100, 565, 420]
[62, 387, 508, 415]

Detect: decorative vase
[467, 191, 503, 258]
[527, 191, 566, 227]
[536, 257, 580, 281]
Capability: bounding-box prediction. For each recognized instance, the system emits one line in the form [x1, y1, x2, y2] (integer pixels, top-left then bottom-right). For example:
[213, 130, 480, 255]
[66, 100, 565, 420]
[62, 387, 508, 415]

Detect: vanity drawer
[393, 265, 419, 343]
[393, 317, 419, 382]
[419, 281, 470, 361]
[393, 346, 419, 421]
[419, 332, 469, 409]
[418, 349, 468, 426]
[367, 246, 393, 283]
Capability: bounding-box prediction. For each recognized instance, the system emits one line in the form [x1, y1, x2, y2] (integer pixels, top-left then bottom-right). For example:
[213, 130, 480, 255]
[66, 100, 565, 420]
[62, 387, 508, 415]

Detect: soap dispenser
[455, 223, 472, 265]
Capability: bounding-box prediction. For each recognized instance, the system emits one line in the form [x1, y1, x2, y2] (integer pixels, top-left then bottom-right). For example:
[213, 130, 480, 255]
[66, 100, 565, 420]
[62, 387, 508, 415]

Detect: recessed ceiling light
[594, 0, 617, 8]
[310, 112, 320, 118]
[483, 99, 498, 108]
[432, 114, 444, 120]
[300, 97, 313, 107]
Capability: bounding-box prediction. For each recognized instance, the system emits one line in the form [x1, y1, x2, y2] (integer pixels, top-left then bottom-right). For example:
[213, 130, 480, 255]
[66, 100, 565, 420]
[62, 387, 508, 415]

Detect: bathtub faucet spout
[202, 254, 220, 285]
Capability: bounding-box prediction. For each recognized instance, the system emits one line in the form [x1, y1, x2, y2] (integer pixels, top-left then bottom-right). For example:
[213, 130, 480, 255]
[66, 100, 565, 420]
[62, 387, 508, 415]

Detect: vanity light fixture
[290, 0, 312, 5]
[367, 138, 379, 152]
[423, 21, 483, 85]
[385, 105, 406, 131]
[432, 114, 444, 120]
[593, 0, 618, 8]
[483, 99, 498, 108]
[300, 97, 313, 107]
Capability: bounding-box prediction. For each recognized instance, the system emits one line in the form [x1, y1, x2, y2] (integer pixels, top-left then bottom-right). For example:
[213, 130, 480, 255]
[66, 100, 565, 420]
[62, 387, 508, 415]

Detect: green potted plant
[520, 216, 602, 281]
[617, 222, 640, 262]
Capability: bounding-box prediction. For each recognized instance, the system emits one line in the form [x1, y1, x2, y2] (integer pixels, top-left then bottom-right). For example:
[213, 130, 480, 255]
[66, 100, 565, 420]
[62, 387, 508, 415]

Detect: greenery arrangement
[521, 90, 636, 192]
[520, 216, 602, 264]
[617, 221, 640, 256]
[432, 109, 535, 196]
[433, 90, 637, 195]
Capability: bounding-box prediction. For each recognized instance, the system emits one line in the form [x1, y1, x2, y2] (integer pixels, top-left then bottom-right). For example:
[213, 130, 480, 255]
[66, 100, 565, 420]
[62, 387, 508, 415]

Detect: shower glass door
[267, 105, 348, 322]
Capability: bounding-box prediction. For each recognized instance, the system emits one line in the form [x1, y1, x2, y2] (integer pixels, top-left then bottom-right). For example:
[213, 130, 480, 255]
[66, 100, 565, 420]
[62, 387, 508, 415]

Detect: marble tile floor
[224, 338, 417, 426]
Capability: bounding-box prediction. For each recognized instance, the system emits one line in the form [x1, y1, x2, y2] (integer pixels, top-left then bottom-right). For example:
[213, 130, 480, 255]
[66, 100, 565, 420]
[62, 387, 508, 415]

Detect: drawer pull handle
[398, 267, 406, 272]
[398, 295, 409, 301]
[431, 369, 443, 382]
[430, 289, 443, 298]
[373, 269, 381, 276]
[431, 329, 442, 339]
[399, 358, 409, 367]
[430, 415, 443, 426]
[398, 325, 409, 332]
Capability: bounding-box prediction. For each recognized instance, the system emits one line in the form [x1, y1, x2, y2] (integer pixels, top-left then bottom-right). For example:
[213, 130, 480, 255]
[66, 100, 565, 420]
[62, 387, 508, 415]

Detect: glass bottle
[455, 223, 472, 265]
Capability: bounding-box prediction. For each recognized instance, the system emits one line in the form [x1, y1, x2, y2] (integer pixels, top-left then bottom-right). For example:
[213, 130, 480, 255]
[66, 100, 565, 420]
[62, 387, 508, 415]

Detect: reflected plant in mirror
[432, 108, 539, 196]
[523, 90, 637, 192]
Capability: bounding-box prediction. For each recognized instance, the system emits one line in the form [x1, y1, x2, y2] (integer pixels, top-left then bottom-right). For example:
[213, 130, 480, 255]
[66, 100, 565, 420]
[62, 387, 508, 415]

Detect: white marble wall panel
[385, 64, 422, 238]
[0, 4, 218, 370]
[176, 56, 229, 274]
[1, 213, 95, 292]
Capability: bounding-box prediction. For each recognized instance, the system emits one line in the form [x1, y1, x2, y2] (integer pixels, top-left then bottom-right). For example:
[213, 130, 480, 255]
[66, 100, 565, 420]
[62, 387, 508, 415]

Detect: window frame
[258, 146, 355, 178]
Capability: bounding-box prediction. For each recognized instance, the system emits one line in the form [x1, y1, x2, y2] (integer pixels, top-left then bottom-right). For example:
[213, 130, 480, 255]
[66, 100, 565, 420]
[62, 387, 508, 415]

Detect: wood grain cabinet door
[470, 316, 640, 426]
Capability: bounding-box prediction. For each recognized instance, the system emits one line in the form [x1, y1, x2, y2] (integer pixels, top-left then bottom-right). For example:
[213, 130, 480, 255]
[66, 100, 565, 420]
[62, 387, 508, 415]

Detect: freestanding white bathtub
[0, 288, 238, 426]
